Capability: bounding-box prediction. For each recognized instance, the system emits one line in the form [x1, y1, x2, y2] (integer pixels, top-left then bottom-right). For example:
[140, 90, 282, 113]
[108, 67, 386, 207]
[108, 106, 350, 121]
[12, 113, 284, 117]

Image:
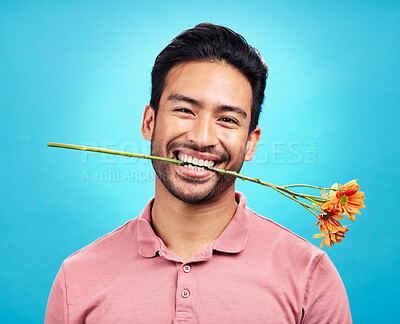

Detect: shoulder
[241, 206, 352, 320]
[62, 218, 139, 270]
[246, 206, 325, 271]
[249, 207, 321, 250]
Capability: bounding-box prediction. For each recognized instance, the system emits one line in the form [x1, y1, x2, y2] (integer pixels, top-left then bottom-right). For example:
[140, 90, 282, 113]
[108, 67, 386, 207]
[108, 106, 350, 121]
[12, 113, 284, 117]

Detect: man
[45, 23, 352, 323]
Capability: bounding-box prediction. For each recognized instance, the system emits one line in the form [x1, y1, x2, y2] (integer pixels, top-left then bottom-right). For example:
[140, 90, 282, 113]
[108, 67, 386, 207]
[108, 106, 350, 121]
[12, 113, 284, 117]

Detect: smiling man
[45, 23, 352, 323]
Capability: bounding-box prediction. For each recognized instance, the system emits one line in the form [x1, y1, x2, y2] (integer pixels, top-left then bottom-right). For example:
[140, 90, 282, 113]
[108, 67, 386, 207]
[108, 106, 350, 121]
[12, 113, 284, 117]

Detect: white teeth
[192, 166, 205, 171]
[183, 164, 205, 172]
[178, 152, 215, 168]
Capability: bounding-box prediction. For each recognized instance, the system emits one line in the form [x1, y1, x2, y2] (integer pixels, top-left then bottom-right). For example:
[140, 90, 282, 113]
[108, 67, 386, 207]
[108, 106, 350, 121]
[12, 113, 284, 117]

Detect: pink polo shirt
[45, 192, 351, 323]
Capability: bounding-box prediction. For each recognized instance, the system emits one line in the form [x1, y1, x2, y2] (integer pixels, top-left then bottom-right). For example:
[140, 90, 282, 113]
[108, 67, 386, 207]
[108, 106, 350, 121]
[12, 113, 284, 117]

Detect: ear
[141, 104, 155, 141]
[244, 126, 261, 161]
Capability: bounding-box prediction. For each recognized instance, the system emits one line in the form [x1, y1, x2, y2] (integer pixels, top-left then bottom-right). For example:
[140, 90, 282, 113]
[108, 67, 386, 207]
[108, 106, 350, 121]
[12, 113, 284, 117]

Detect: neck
[151, 179, 238, 261]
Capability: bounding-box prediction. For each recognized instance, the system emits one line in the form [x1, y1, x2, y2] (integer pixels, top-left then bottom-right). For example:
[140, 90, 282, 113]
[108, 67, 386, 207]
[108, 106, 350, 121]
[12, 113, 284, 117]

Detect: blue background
[1, 1, 399, 322]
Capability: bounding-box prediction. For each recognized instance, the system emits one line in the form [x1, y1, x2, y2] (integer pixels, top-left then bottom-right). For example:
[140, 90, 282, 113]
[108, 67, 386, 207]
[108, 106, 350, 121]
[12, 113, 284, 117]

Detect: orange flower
[313, 227, 349, 248]
[315, 202, 345, 234]
[329, 179, 365, 221]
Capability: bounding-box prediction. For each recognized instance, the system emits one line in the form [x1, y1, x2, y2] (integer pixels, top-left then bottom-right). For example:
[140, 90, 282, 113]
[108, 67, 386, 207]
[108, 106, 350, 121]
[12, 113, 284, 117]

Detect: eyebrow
[167, 94, 248, 119]
[216, 105, 247, 118]
[167, 94, 202, 107]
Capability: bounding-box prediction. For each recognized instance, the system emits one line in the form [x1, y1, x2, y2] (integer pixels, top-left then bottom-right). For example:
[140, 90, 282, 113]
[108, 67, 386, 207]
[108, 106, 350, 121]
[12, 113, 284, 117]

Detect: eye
[220, 117, 239, 124]
[174, 108, 194, 115]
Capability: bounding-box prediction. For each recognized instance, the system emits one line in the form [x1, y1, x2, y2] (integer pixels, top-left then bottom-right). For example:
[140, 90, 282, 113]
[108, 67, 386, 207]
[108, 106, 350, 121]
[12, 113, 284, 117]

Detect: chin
[167, 184, 219, 204]
[165, 177, 235, 204]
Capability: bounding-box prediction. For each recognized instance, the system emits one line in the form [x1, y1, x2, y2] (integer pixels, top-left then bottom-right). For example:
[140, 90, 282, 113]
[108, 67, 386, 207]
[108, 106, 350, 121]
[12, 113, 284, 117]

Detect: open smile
[171, 148, 224, 178]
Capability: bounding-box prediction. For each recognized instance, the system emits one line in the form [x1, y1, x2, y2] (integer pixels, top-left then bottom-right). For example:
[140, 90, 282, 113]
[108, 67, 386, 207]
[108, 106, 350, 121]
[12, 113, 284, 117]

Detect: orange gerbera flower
[313, 226, 349, 248]
[315, 202, 345, 234]
[329, 179, 365, 221]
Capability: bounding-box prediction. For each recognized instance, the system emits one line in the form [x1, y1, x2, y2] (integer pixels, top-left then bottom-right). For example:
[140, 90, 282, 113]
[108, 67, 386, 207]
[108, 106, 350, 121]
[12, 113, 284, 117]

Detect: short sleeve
[301, 253, 352, 324]
[45, 263, 69, 324]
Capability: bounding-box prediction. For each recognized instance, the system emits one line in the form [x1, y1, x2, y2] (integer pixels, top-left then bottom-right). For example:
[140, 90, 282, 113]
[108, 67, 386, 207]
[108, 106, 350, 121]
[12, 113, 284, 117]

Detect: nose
[186, 114, 218, 148]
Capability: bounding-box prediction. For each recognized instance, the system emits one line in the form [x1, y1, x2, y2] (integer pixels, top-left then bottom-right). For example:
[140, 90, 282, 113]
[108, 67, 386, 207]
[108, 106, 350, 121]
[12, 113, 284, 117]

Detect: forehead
[160, 61, 252, 113]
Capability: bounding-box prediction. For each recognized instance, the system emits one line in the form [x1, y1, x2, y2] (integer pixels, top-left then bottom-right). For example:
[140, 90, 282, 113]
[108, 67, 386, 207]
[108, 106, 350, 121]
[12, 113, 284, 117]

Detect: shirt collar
[136, 198, 161, 258]
[137, 192, 250, 258]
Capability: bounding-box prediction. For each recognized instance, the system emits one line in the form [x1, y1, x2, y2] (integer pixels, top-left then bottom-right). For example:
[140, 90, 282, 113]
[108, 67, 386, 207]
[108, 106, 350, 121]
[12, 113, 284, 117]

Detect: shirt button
[183, 265, 191, 273]
[181, 289, 190, 298]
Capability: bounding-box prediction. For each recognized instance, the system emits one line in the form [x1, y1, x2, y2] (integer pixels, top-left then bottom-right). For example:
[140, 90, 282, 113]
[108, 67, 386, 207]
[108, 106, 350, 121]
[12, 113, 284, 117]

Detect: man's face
[142, 61, 260, 203]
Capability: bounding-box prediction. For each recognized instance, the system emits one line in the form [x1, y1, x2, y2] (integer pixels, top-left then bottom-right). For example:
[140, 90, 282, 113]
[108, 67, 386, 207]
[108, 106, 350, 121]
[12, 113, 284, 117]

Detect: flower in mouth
[48, 143, 367, 248]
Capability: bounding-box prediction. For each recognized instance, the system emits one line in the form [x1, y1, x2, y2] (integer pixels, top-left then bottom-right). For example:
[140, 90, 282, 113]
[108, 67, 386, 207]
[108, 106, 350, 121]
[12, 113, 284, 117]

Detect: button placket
[175, 264, 194, 320]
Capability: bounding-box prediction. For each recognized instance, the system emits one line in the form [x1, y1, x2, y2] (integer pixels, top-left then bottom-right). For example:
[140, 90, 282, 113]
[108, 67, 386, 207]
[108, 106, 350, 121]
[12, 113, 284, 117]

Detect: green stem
[299, 202, 320, 217]
[264, 184, 328, 208]
[206, 166, 277, 188]
[283, 184, 338, 191]
[271, 187, 321, 213]
[298, 194, 329, 202]
[273, 188, 328, 203]
[47, 142, 323, 215]
[47, 142, 184, 165]
[302, 196, 323, 206]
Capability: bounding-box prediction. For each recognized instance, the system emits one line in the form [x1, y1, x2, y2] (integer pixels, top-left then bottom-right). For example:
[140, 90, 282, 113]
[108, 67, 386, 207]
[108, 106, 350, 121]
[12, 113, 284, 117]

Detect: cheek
[172, 118, 193, 132]
[153, 116, 192, 142]
[220, 133, 248, 155]
[224, 131, 247, 147]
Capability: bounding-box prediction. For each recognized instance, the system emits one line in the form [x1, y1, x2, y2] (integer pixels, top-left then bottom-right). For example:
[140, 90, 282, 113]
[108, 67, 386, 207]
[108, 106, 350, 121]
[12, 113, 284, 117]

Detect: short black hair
[150, 23, 268, 133]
